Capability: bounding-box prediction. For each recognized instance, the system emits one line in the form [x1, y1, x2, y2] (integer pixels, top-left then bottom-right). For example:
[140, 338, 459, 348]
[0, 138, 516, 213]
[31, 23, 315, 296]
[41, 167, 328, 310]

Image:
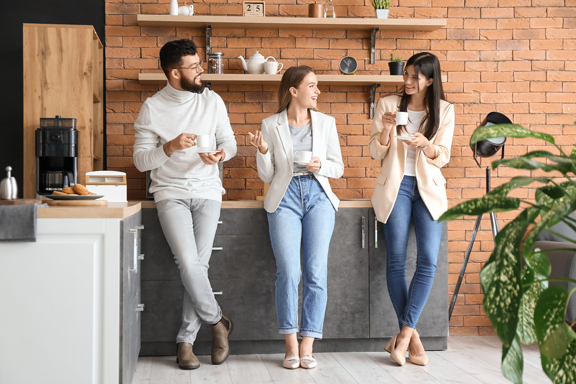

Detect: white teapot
[237, 51, 267, 74]
[178, 4, 194, 15]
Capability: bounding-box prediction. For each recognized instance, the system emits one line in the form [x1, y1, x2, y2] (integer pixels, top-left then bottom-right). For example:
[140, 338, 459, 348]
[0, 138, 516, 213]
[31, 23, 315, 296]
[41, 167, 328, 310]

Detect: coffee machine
[36, 116, 78, 195]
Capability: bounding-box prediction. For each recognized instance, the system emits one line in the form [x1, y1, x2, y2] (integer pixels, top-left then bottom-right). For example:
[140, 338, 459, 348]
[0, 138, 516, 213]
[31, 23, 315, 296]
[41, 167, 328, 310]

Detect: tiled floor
[133, 336, 550, 383]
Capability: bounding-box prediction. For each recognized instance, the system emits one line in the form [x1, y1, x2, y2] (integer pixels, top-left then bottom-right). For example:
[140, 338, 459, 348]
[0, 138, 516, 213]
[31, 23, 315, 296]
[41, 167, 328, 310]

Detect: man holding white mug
[133, 39, 237, 370]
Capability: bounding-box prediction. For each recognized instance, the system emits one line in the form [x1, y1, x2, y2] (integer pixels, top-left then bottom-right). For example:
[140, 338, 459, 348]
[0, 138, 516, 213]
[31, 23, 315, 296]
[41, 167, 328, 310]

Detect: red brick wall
[104, 0, 576, 334]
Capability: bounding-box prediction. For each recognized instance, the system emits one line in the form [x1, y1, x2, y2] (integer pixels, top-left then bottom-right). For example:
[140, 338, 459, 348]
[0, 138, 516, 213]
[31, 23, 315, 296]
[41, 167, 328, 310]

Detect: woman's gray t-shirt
[289, 122, 312, 174]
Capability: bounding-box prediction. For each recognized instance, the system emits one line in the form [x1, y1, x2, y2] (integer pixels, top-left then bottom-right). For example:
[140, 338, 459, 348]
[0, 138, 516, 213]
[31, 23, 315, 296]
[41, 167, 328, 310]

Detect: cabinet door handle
[212, 247, 223, 251]
[133, 225, 144, 230]
[217, 221, 223, 225]
[375, 219, 378, 249]
[361, 216, 366, 249]
[137, 254, 145, 260]
[136, 304, 145, 312]
[129, 229, 138, 273]
[213, 291, 223, 296]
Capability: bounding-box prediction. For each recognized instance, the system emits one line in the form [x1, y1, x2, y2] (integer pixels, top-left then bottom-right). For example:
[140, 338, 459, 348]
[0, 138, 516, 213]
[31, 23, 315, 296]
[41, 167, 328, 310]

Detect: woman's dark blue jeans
[382, 176, 443, 330]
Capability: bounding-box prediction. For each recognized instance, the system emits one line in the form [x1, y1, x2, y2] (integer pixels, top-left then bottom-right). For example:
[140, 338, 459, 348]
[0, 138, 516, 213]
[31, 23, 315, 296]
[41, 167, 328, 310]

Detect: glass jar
[208, 52, 224, 74]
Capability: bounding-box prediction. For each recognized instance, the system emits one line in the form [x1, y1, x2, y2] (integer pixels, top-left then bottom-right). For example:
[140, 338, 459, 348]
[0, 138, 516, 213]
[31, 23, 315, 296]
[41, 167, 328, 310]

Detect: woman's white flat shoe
[283, 354, 300, 369]
[300, 354, 317, 369]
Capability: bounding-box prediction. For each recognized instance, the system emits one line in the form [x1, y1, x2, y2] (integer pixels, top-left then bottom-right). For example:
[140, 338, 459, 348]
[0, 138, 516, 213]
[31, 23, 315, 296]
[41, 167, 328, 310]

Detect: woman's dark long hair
[277, 65, 316, 113]
[397, 52, 445, 139]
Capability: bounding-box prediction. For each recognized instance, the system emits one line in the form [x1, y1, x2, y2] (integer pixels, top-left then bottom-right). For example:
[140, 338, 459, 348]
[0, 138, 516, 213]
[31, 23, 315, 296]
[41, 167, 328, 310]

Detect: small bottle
[324, 0, 336, 18]
[170, 0, 179, 15]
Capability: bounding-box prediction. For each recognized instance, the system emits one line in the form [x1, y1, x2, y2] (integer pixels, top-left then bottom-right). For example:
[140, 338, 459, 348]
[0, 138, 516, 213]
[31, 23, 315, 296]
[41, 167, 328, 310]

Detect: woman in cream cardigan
[248, 66, 344, 370]
[369, 52, 455, 367]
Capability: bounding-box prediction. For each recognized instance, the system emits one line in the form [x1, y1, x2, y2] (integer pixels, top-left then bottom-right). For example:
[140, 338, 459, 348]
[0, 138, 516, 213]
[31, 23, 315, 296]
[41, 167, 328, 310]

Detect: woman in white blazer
[368, 53, 455, 367]
[248, 66, 344, 370]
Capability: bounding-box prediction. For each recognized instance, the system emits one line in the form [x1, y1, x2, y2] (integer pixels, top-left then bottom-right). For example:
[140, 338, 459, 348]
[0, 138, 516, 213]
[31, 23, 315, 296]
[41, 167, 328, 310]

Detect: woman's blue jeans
[383, 176, 442, 330]
[267, 175, 335, 339]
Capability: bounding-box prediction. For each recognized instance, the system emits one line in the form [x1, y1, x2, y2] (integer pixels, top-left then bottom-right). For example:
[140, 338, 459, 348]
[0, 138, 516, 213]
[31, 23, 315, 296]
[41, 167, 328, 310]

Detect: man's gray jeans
[156, 198, 222, 344]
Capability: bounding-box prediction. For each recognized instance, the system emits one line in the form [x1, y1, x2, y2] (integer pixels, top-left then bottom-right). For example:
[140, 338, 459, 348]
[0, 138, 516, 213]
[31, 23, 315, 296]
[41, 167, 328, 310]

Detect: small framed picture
[243, 1, 265, 17]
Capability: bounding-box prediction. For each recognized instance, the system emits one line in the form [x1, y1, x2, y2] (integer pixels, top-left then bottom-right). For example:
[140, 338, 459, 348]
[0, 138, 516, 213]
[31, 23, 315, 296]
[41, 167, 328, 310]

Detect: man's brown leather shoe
[211, 315, 234, 365]
[176, 342, 200, 370]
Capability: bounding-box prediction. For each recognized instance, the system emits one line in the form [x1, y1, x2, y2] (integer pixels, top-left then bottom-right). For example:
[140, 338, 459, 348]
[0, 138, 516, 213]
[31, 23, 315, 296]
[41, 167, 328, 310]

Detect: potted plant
[389, 54, 404, 76]
[439, 122, 576, 384]
[371, 0, 390, 19]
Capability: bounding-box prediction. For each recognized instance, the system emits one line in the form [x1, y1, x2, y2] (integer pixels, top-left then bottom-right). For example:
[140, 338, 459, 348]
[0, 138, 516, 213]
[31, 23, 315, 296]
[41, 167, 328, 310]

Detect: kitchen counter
[38, 202, 142, 219]
[139, 199, 373, 209]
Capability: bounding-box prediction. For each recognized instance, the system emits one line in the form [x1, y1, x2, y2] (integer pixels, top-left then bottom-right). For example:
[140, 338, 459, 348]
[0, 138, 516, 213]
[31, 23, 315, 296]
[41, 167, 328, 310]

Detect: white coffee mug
[264, 61, 283, 75]
[295, 150, 312, 163]
[196, 134, 210, 149]
[395, 111, 409, 126]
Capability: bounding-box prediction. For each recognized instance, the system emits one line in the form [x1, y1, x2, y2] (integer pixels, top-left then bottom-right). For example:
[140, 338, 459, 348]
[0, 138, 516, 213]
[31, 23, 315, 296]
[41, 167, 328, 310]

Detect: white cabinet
[0, 212, 142, 384]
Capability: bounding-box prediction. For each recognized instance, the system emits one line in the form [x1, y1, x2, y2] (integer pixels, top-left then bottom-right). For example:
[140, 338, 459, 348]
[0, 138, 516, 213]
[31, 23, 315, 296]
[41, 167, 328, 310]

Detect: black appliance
[35, 116, 78, 195]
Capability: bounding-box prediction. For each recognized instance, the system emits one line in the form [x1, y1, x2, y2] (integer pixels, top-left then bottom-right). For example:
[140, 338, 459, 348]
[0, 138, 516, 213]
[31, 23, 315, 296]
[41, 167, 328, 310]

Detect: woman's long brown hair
[277, 65, 316, 113]
[397, 52, 445, 139]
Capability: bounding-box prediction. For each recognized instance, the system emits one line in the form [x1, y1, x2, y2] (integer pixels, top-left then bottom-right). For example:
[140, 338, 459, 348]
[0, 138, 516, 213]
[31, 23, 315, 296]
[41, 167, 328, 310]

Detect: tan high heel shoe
[408, 331, 429, 366]
[409, 351, 428, 366]
[387, 334, 406, 366]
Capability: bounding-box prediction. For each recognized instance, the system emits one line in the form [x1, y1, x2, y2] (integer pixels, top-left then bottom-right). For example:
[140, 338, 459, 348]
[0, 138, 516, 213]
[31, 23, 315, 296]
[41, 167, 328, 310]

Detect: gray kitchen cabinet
[324, 208, 370, 339]
[140, 206, 447, 355]
[121, 212, 143, 384]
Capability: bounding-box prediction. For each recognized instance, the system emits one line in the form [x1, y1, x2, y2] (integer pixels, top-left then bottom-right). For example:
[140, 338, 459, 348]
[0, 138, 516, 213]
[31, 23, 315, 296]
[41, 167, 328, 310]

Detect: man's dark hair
[159, 39, 198, 77]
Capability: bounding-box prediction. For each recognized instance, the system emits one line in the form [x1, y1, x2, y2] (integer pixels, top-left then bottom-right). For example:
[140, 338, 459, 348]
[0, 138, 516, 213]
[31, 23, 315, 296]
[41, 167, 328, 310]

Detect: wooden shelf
[137, 15, 446, 31]
[138, 73, 447, 86]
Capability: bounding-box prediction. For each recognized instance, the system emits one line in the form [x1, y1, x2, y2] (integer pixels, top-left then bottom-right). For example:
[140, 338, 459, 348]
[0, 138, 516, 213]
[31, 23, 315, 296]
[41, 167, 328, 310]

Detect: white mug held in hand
[295, 150, 313, 163]
[264, 57, 283, 74]
[196, 134, 210, 150]
[395, 111, 408, 126]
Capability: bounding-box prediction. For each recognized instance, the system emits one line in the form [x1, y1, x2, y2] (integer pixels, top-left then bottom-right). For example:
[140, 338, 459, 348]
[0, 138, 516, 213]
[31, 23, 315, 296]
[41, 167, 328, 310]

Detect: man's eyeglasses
[177, 60, 204, 72]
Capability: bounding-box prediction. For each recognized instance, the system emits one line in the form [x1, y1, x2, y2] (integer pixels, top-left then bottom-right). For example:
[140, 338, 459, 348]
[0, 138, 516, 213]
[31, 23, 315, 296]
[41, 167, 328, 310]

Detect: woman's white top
[403, 109, 426, 177]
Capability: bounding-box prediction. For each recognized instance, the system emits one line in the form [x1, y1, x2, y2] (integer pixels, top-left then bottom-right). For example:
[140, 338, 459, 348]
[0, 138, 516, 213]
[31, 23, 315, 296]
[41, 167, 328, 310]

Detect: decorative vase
[170, 0, 179, 15]
[389, 61, 405, 76]
[375, 9, 389, 19]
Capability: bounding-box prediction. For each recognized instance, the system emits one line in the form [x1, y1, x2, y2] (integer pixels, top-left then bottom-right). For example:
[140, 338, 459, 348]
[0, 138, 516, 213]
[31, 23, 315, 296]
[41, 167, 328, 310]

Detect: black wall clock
[339, 56, 358, 75]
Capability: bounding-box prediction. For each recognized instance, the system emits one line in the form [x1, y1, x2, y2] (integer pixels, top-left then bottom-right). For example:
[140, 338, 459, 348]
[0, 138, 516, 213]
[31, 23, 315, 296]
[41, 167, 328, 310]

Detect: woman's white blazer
[256, 109, 344, 213]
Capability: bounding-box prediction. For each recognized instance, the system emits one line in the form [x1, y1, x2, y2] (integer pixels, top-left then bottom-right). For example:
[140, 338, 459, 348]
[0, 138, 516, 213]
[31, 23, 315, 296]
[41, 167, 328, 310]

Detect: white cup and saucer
[294, 150, 313, 165]
[196, 134, 219, 154]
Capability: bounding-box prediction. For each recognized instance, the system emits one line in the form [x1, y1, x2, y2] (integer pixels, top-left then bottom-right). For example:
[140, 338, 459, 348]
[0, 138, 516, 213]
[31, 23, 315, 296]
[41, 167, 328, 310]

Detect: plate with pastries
[48, 184, 104, 200]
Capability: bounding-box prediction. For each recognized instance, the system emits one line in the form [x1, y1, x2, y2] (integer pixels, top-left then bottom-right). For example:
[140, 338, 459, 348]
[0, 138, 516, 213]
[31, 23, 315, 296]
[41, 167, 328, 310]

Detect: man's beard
[181, 76, 205, 94]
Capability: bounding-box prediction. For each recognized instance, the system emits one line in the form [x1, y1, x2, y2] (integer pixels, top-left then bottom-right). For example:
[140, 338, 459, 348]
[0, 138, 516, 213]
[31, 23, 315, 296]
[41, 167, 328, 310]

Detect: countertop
[35, 199, 373, 219]
[38, 202, 142, 219]
[139, 199, 374, 209]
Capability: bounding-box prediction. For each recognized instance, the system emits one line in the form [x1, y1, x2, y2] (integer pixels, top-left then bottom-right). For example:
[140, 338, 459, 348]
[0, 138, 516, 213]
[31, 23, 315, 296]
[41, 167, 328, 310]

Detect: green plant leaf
[527, 249, 552, 279]
[490, 176, 549, 197]
[523, 183, 576, 257]
[541, 338, 576, 384]
[517, 265, 547, 345]
[480, 209, 535, 349]
[537, 184, 567, 202]
[534, 285, 576, 359]
[470, 124, 556, 149]
[501, 335, 523, 384]
[493, 157, 575, 174]
[439, 197, 520, 221]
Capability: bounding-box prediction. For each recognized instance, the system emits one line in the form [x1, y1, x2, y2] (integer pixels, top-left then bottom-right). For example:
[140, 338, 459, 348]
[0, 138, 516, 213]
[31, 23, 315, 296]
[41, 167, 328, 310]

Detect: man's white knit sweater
[133, 82, 237, 203]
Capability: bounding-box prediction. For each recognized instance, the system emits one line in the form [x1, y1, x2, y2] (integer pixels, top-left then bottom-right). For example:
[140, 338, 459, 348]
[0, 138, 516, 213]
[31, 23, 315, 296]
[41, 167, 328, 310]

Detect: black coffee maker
[36, 116, 78, 195]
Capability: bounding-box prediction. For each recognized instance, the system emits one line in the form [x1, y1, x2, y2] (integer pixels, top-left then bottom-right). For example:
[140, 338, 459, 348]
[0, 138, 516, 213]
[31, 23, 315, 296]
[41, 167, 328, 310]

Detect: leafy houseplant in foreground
[439, 122, 576, 384]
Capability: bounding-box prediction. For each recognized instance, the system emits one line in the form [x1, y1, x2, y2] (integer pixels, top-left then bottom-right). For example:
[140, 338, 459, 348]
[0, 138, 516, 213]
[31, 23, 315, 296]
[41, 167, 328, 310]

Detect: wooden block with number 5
[243, 1, 265, 17]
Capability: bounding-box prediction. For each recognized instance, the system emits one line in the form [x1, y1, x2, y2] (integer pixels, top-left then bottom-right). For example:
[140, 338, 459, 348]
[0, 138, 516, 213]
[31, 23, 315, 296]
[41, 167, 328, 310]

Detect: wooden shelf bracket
[370, 83, 381, 119]
[371, 27, 379, 65]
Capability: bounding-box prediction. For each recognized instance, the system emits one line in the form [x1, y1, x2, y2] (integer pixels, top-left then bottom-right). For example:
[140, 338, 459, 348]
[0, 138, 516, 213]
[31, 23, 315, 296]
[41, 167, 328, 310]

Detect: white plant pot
[375, 9, 389, 19]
